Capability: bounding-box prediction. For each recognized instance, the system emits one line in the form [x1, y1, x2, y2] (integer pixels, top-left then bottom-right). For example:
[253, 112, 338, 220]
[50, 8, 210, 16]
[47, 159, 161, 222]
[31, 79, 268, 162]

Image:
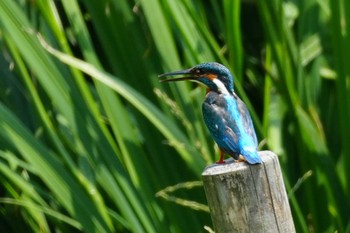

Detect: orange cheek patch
[205, 74, 218, 80]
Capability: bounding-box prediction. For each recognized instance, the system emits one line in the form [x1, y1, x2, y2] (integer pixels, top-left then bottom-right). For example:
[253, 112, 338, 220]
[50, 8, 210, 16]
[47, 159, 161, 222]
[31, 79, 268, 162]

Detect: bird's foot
[216, 150, 225, 164]
[215, 159, 225, 164]
[234, 155, 246, 163]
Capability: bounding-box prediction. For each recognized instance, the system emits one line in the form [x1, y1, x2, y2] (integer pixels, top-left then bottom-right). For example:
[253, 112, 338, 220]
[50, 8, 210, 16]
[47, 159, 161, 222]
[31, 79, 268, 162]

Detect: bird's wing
[202, 93, 240, 154]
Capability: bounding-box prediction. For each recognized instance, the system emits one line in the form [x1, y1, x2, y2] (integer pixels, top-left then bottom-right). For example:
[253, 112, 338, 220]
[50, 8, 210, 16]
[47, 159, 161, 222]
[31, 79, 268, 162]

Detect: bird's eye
[193, 69, 201, 75]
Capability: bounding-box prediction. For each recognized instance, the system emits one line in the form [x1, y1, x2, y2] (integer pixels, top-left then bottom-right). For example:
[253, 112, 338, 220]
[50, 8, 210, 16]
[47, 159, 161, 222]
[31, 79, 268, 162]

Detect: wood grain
[202, 151, 295, 233]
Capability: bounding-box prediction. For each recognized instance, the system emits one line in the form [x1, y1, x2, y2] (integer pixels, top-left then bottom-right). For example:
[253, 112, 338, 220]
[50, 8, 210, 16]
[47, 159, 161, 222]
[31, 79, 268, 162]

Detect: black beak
[158, 68, 196, 82]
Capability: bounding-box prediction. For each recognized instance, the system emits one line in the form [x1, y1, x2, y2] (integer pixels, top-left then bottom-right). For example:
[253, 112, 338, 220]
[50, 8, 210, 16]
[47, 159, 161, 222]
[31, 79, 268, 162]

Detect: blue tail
[241, 150, 262, 164]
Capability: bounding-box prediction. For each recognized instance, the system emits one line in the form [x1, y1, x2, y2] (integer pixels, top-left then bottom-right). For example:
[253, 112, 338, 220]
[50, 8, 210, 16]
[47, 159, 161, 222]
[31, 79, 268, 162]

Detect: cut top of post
[202, 151, 275, 176]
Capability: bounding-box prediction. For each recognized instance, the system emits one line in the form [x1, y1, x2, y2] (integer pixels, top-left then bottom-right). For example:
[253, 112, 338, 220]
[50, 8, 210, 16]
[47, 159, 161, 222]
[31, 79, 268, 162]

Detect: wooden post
[202, 151, 295, 233]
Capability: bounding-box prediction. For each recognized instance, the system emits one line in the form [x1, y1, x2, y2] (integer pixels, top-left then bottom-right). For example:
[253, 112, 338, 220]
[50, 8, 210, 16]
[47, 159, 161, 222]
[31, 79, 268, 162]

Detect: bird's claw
[238, 155, 247, 162]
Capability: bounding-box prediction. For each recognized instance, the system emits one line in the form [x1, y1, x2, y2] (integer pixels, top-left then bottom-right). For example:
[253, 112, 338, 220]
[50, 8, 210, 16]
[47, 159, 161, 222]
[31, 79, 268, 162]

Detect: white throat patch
[212, 78, 230, 95]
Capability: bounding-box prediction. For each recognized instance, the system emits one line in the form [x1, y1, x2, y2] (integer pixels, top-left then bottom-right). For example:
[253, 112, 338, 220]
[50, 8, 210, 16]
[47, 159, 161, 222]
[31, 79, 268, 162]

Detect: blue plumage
[159, 62, 262, 164]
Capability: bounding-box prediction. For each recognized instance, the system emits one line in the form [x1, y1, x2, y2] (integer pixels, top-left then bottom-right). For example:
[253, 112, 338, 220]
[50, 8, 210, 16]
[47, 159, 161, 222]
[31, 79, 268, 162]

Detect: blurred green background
[0, 0, 349, 232]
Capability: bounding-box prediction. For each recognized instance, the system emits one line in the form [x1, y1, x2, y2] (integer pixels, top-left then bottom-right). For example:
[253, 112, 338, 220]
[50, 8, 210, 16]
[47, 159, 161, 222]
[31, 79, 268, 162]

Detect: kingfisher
[159, 62, 262, 164]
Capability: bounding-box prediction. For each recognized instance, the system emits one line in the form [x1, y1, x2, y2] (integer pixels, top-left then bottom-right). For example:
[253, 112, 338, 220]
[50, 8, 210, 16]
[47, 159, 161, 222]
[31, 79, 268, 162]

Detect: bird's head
[159, 62, 234, 95]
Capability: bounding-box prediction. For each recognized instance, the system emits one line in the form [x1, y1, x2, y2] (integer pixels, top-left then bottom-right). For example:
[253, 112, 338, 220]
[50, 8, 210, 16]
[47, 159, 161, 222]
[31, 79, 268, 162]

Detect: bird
[159, 62, 262, 164]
